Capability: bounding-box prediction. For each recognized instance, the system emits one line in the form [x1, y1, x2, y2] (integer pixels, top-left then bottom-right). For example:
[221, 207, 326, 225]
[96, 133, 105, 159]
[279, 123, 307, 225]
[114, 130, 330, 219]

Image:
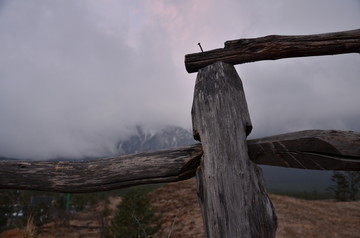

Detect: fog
[0, 0, 359, 159]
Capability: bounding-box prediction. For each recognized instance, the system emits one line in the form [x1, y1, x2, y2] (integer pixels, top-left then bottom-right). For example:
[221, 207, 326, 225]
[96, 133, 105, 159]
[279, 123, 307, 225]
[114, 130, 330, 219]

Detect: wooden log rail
[0, 145, 203, 193]
[185, 29, 360, 73]
[248, 130, 360, 171]
[0, 130, 359, 193]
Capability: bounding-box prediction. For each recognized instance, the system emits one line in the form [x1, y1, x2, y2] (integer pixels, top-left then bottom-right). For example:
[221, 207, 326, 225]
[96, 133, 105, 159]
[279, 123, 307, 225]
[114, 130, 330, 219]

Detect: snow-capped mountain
[116, 126, 196, 155]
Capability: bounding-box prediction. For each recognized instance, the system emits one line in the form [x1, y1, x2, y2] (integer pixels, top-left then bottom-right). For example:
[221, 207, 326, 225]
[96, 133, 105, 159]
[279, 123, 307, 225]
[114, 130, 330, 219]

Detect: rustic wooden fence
[1, 29, 360, 237]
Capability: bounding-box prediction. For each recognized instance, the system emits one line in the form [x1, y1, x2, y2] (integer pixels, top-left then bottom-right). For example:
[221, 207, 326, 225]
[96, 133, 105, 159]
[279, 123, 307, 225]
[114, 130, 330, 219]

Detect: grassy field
[1, 178, 359, 238]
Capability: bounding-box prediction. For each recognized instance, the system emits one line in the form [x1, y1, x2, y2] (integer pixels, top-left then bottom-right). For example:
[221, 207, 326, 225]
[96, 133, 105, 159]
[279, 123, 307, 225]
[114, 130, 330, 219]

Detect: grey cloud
[0, 0, 359, 159]
[240, 54, 360, 138]
[0, 1, 189, 159]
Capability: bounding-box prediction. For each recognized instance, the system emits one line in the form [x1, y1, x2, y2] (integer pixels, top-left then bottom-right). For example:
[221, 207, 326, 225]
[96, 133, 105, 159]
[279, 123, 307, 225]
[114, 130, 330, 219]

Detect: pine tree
[328, 171, 360, 201]
[347, 171, 360, 201]
[107, 188, 160, 238]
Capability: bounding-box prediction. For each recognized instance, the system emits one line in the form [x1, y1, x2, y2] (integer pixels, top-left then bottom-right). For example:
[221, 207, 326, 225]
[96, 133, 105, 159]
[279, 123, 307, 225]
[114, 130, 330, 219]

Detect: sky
[0, 0, 359, 160]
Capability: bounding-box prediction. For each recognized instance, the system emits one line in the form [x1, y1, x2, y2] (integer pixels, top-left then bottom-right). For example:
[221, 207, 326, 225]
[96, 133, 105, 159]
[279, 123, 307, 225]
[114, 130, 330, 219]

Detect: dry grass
[148, 180, 203, 238]
[1, 180, 359, 238]
[23, 215, 37, 238]
[0, 197, 122, 238]
[0, 229, 24, 238]
[271, 193, 360, 238]
[148, 178, 360, 238]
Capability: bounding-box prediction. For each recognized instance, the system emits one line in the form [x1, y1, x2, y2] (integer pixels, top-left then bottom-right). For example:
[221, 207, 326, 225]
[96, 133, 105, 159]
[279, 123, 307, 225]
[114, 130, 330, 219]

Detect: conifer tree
[107, 188, 160, 238]
[328, 171, 360, 201]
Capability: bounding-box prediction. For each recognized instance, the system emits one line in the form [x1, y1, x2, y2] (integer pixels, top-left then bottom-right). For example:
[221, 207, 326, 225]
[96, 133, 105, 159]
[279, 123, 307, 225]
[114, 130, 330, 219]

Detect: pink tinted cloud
[142, 0, 217, 67]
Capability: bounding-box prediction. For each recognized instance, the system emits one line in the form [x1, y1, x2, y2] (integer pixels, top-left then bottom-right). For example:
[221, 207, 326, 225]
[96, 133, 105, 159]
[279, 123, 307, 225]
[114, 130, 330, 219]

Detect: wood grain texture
[191, 62, 277, 238]
[248, 130, 360, 171]
[0, 130, 358, 193]
[185, 29, 360, 73]
[0, 145, 202, 193]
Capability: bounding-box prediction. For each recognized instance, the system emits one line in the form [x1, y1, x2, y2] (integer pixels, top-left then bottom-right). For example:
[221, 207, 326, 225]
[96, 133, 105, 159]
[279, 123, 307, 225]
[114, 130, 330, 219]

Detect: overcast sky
[0, 0, 359, 160]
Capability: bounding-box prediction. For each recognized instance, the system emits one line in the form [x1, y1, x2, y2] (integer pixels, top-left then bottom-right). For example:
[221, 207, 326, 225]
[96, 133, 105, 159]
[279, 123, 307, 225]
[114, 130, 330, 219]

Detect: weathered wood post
[192, 61, 277, 237]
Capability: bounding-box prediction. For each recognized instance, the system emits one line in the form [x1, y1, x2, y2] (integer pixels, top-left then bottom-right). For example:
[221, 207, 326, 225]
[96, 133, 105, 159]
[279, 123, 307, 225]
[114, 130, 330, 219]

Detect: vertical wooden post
[192, 61, 277, 238]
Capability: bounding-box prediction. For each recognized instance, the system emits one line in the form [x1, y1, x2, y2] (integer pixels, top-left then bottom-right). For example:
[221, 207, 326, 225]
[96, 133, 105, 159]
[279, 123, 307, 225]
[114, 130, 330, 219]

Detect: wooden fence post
[192, 61, 277, 237]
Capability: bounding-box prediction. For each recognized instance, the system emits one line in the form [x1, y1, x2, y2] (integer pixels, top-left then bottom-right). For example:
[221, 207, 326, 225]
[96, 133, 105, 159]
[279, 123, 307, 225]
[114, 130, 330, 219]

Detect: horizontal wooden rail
[248, 130, 360, 171]
[0, 130, 359, 193]
[185, 29, 360, 73]
[0, 145, 203, 193]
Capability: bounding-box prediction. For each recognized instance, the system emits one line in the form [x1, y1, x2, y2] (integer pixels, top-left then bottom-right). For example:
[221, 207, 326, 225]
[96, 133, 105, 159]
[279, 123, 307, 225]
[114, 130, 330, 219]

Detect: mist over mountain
[0, 1, 359, 162]
[0, 125, 196, 161]
[115, 126, 331, 192]
[116, 125, 196, 155]
[0, 124, 332, 192]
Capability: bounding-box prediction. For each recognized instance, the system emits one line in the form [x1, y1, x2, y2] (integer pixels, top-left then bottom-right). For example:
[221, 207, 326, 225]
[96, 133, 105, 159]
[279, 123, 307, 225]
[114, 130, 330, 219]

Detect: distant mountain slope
[261, 165, 332, 193]
[116, 126, 196, 155]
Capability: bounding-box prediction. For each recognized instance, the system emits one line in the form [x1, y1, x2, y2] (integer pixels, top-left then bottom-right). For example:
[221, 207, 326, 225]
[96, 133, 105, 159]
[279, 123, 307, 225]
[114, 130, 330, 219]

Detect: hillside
[148, 179, 359, 238]
[1, 178, 359, 237]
